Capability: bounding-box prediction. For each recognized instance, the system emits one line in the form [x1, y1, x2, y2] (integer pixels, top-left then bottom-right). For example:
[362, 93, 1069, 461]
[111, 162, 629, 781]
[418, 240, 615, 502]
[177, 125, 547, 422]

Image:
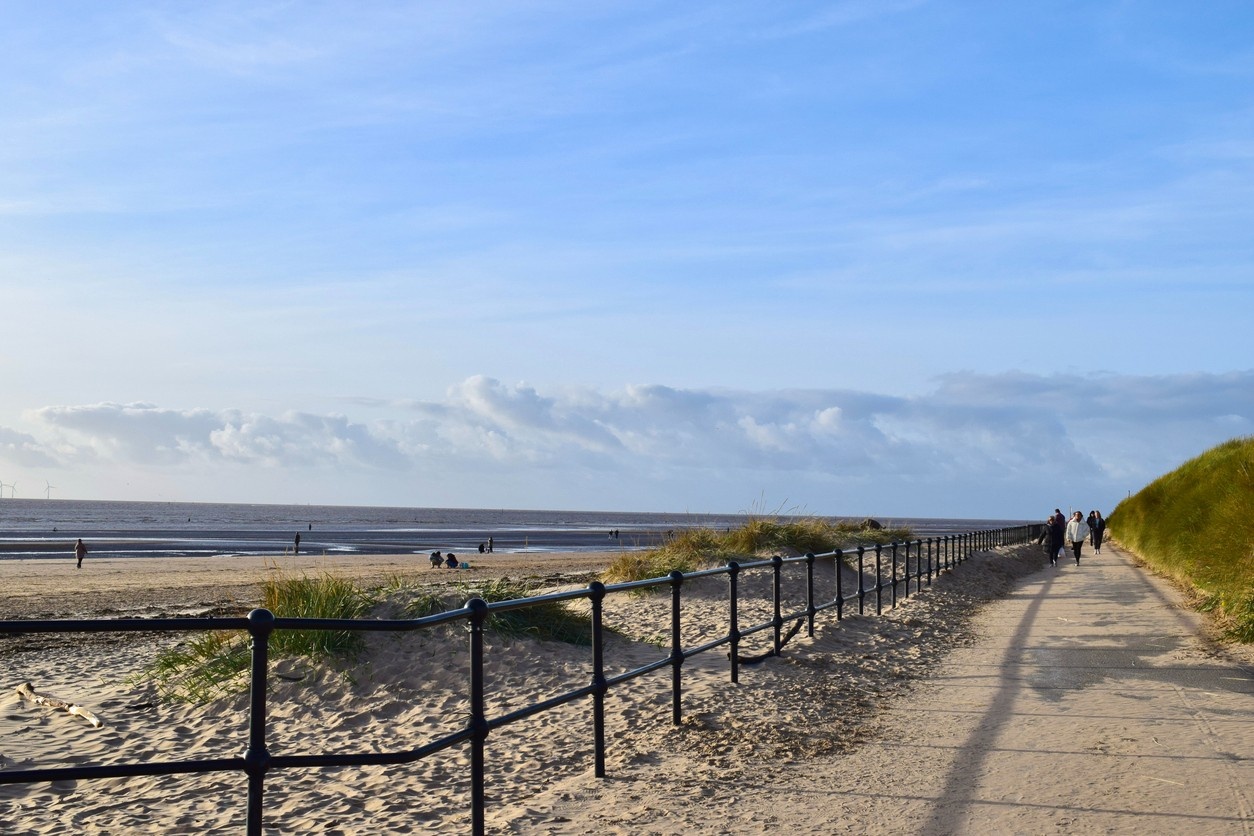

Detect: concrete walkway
[807, 541, 1254, 834]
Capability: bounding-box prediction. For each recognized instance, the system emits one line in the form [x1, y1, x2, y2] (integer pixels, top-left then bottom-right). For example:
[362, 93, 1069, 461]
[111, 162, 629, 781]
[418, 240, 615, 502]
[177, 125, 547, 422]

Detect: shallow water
[0, 499, 1029, 560]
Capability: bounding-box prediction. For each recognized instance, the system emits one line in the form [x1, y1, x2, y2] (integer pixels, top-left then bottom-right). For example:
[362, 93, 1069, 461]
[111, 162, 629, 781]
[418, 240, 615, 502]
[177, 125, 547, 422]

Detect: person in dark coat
[1090, 511, 1106, 553]
[1047, 510, 1066, 567]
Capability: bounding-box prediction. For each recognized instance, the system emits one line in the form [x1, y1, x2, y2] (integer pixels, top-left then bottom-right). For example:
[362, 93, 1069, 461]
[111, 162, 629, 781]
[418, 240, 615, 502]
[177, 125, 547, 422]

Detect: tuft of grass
[136, 570, 375, 703]
[262, 572, 374, 658]
[459, 578, 591, 646]
[603, 514, 914, 583]
[377, 572, 450, 618]
[136, 630, 252, 704]
[1109, 436, 1254, 642]
[603, 548, 704, 584]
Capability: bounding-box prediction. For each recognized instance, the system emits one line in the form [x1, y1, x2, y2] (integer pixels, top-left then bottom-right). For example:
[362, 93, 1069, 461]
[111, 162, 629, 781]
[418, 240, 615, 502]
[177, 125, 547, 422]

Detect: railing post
[890, 542, 899, 608]
[902, 541, 911, 599]
[669, 570, 684, 726]
[926, 537, 933, 585]
[727, 561, 741, 684]
[467, 597, 490, 836]
[916, 540, 924, 593]
[857, 547, 866, 615]
[771, 555, 784, 655]
[874, 544, 883, 616]
[805, 552, 816, 638]
[834, 549, 844, 621]
[589, 581, 608, 779]
[244, 608, 274, 836]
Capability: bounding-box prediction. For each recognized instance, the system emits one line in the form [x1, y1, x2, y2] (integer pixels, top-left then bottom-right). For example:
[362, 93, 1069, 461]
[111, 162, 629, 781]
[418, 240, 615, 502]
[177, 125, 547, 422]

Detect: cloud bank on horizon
[4, 371, 1251, 518]
[1, 3, 1251, 518]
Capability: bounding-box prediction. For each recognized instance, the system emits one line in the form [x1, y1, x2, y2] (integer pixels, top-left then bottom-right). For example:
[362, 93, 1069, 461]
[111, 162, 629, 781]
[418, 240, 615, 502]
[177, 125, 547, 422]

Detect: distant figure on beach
[74, 538, 87, 569]
[429, 551, 443, 568]
[294, 532, 301, 555]
[478, 542, 485, 554]
[487, 537, 493, 553]
[1090, 510, 1106, 553]
[1047, 511, 1066, 566]
[1065, 511, 1090, 566]
[445, 552, 458, 569]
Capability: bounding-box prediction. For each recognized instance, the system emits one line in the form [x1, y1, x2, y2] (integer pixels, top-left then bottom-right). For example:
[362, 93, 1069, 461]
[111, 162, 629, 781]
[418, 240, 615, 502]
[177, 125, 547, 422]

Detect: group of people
[429, 551, 462, 569]
[1042, 508, 1106, 566]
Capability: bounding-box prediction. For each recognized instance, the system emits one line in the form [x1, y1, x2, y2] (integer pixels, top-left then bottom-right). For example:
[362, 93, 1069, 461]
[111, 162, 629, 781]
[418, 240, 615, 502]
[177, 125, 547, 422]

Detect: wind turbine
[45, 481, 56, 499]
[0, 480, 8, 498]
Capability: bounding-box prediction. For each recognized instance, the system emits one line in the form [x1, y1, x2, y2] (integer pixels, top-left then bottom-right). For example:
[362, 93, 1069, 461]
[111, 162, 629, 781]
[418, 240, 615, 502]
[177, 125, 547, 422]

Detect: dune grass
[137, 570, 589, 702]
[1109, 436, 1254, 642]
[459, 578, 591, 646]
[137, 570, 376, 702]
[603, 516, 913, 583]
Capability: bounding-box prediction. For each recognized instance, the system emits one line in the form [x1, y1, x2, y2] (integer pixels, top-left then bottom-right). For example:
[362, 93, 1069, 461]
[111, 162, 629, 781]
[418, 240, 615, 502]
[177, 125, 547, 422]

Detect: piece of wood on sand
[15, 681, 103, 728]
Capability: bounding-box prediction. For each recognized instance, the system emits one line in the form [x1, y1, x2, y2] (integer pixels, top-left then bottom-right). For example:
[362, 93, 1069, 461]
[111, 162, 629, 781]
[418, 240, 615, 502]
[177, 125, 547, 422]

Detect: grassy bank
[1108, 436, 1254, 642]
[603, 516, 911, 583]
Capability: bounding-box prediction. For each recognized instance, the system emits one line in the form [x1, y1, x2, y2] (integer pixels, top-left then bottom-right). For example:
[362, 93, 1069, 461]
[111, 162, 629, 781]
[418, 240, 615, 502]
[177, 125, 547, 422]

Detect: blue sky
[1, 1, 1251, 519]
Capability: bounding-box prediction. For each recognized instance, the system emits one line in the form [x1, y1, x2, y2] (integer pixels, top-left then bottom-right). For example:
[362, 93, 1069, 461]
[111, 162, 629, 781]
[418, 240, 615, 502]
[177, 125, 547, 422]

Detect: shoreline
[1, 551, 621, 620]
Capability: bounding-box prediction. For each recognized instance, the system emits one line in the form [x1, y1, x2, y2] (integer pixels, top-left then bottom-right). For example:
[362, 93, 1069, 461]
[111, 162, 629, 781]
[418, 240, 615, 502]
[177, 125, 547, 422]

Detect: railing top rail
[480, 584, 594, 612]
[0, 616, 252, 635]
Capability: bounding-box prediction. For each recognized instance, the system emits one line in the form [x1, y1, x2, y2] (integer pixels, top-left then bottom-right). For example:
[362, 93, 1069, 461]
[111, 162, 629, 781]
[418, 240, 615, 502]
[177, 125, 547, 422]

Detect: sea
[0, 498, 1034, 561]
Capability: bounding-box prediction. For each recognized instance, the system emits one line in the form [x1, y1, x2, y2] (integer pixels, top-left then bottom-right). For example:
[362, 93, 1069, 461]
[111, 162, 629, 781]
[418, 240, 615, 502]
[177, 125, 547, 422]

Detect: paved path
[807, 542, 1254, 834]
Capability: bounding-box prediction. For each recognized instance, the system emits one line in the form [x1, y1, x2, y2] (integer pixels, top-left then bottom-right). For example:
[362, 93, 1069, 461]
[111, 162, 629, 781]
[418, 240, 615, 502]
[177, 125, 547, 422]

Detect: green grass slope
[1108, 436, 1254, 642]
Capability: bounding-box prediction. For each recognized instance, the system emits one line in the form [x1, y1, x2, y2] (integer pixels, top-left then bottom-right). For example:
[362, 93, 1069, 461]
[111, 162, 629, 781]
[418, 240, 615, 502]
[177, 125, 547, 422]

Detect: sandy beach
[2, 543, 1250, 834]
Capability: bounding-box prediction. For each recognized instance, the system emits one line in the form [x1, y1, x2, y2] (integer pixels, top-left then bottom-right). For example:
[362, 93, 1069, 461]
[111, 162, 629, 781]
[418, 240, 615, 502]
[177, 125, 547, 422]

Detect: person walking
[1090, 510, 1106, 553]
[1066, 511, 1091, 566]
[294, 532, 301, 555]
[1047, 511, 1066, 566]
[74, 538, 87, 569]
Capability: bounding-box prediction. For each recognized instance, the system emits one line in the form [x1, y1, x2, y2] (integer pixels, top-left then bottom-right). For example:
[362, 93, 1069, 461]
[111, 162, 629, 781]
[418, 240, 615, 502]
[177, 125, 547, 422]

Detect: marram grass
[603, 516, 913, 583]
[136, 570, 590, 702]
[458, 577, 591, 646]
[1109, 436, 1254, 642]
[137, 569, 374, 703]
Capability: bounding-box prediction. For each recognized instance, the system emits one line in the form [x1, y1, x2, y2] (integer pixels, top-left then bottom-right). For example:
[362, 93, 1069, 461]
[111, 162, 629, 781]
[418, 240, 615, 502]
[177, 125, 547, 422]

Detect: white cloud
[7, 371, 1250, 516]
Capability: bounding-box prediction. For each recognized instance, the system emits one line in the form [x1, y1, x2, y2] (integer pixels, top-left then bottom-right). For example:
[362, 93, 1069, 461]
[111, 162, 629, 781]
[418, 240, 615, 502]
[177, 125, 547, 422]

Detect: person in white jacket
[1065, 511, 1091, 566]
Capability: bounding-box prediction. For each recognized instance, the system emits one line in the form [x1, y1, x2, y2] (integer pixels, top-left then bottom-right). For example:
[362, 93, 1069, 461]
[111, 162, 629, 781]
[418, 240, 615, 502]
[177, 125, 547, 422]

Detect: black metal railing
[1, 524, 1043, 834]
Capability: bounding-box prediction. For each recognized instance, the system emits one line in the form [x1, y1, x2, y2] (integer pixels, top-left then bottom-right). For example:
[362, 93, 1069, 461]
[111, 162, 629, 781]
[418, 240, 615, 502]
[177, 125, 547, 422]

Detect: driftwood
[15, 682, 103, 728]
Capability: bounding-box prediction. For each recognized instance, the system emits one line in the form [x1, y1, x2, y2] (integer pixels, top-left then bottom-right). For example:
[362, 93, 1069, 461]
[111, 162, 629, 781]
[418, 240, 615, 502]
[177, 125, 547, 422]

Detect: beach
[3, 542, 1249, 833]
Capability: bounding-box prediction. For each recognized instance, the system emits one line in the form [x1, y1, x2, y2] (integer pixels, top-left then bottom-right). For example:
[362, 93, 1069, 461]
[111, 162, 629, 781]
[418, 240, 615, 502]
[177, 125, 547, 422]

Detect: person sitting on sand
[445, 552, 458, 569]
[429, 551, 442, 568]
